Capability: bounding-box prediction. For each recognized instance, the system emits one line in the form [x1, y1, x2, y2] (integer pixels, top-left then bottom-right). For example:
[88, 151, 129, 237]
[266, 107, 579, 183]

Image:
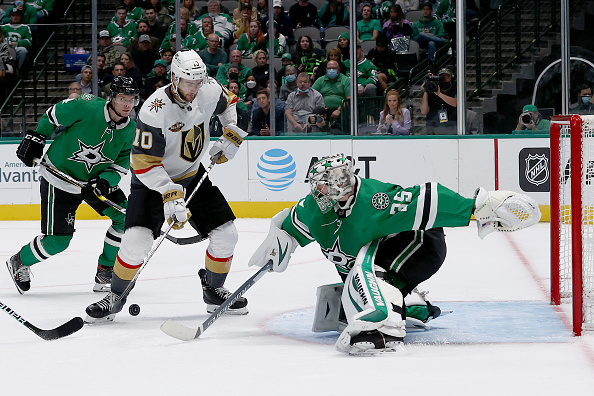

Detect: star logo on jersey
[321, 237, 356, 274]
[180, 122, 205, 162]
[169, 122, 185, 132]
[150, 98, 165, 112]
[371, 192, 390, 210]
[67, 140, 112, 172]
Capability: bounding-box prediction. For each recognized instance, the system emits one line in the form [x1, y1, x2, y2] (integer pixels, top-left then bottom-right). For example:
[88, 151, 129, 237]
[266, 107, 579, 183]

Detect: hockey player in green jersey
[249, 154, 541, 355]
[6, 77, 140, 295]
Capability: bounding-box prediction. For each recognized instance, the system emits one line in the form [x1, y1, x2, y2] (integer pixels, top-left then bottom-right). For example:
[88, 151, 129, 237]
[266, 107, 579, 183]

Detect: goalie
[248, 154, 541, 355]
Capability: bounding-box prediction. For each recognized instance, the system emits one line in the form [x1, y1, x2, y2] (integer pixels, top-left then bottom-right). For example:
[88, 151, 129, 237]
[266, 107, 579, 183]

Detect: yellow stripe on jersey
[131, 153, 163, 172]
[172, 168, 199, 182]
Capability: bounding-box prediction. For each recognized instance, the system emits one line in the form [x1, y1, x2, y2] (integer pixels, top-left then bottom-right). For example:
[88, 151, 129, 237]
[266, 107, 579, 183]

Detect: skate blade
[93, 283, 111, 292]
[349, 342, 407, 356]
[6, 260, 28, 295]
[84, 314, 115, 324]
[206, 304, 249, 315]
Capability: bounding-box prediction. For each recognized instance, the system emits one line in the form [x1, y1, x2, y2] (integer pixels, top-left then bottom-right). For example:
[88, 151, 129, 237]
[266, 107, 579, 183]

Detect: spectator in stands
[420, 67, 458, 134]
[183, 0, 200, 21]
[76, 65, 93, 94]
[411, 2, 446, 66]
[514, 104, 551, 134]
[68, 82, 82, 99]
[194, 15, 223, 50]
[366, 34, 398, 93]
[199, 33, 228, 77]
[29, 0, 54, 24]
[435, 0, 479, 52]
[159, 48, 174, 72]
[95, 53, 114, 89]
[382, 4, 412, 41]
[93, 30, 123, 72]
[143, 5, 168, 42]
[120, 52, 143, 90]
[107, 6, 138, 47]
[373, 1, 393, 24]
[570, 84, 594, 115]
[256, 0, 268, 21]
[216, 49, 253, 85]
[313, 46, 347, 81]
[1, 7, 32, 69]
[142, 59, 170, 99]
[395, 0, 419, 13]
[377, 89, 411, 134]
[275, 52, 294, 89]
[285, 72, 325, 133]
[103, 62, 127, 97]
[232, 4, 253, 43]
[318, 0, 349, 28]
[237, 21, 266, 58]
[262, 0, 295, 47]
[232, 0, 258, 25]
[131, 35, 159, 75]
[195, 0, 235, 45]
[264, 20, 287, 57]
[128, 21, 161, 53]
[162, 14, 199, 51]
[2, 1, 36, 25]
[357, 3, 382, 42]
[244, 74, 258, 107]
[292, 35, 324, 76]
[227, 79, 250, 131]
[344, 44, 379, 97]
[149, 0, 172, 26]
[251, 89, 285, 135]
[279, 65, 298, 101]
[123, 0, 144, 22]
[337, 32, 350, 60]
[312, 60, 350, 129]
[251, 50, 272, 88]
[289, 0, 319, 29]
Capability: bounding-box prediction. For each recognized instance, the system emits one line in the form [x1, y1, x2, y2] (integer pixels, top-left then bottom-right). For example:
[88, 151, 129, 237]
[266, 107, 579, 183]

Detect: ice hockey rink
[1, 218, 593, 395]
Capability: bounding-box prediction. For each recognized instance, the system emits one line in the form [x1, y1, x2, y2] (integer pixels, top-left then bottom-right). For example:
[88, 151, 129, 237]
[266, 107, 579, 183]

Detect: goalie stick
[1, 301, 84, 340]
[160, 260, 273, 341]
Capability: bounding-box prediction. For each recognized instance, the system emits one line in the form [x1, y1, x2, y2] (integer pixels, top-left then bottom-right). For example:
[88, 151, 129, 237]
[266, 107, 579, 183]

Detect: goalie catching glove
[473, 187, 541, 239]
[248, 208, 298, 272]
[209, 124, 247, 164]
[16, 130, 46, 167]
[163, 184, 191, 230]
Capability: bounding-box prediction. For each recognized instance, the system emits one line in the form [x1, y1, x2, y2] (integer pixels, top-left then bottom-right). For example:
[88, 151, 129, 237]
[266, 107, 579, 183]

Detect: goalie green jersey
[282, 177, 475, 275]
[36, 94, 136, 194]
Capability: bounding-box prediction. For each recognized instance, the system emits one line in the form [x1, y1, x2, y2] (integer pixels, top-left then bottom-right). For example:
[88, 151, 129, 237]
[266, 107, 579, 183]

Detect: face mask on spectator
[582, 95, 592, 105]
[327, 69, 338, 79]
[246, 80, 257, 89]
[297, 87, 310, 93]
[286, 74, 296, 83]
[229, 72, 239, 80]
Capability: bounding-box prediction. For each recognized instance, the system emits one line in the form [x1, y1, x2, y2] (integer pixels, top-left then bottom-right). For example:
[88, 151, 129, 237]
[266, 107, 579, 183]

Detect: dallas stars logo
[321, 237, 356, 273]
[66, 213, 75, 226]
[67, 140, 112, 172]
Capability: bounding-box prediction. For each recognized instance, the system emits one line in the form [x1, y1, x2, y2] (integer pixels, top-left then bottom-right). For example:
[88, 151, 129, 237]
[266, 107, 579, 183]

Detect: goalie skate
[348, 331, 406, 356]
[199, 269, 248, 315]
[93, 264, 112, 292]
[84, 291, 126, 323]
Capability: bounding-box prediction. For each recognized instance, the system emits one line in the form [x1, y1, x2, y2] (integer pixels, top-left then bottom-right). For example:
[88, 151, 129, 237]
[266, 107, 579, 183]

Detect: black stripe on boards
[33, 236, 50, 260]
[419, 182, 432, 230]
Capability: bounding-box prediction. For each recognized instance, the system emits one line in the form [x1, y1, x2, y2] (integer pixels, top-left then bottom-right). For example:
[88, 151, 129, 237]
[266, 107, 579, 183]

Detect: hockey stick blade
[161, 231, 205, 245]
[1, 301, 84, 340]
[160, 260, 273, 341]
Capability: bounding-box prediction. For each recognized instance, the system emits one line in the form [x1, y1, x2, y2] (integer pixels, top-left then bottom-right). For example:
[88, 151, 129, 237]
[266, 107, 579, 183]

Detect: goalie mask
[170, 49, 208, 105]
[308, 154, 356, 213]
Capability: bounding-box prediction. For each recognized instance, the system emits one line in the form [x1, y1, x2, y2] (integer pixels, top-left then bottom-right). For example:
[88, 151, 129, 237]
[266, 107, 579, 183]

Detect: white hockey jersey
[131, 78, 238, 194]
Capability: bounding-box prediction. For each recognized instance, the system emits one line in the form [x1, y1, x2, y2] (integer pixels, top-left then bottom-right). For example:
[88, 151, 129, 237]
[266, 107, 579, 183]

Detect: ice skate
[405, 288, 451, 330]
[348, 330, 406, 356]
[199, 268, 248, 315]
[6, 253, 31, 294]
[85, 291, 126, 323]
[93, 264, 112, 292]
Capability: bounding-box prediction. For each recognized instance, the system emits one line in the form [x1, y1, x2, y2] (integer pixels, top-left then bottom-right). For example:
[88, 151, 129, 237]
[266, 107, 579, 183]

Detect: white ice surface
[1, 220, 594, 395]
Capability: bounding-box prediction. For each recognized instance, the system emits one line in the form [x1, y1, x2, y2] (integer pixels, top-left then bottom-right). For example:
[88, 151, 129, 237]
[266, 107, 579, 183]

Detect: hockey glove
[81, 177, 111, 203]
[16, 130, 46, 167]
[248, 208, 298, 272]
[209, 124, 247, 164]
[163, 185, 191, 230]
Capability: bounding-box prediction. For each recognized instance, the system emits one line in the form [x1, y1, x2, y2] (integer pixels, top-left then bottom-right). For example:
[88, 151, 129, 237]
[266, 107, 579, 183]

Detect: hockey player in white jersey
[86, 49, 248, 321]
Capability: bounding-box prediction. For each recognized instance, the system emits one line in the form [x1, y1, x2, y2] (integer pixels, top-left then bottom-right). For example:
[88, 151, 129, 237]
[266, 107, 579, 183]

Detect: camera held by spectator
[424, 74, 443, 93]
[520, 112, 533, 125]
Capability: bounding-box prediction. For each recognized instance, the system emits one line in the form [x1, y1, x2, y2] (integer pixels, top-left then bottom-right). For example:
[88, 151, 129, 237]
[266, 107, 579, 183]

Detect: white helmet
[308, 154, 356, 213]
[170, 49, 208, 102]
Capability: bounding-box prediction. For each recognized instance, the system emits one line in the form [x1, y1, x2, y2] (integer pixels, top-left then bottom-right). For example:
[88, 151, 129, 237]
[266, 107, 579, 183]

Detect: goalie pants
[338, 228, 447, 296]
[19, 177, 126, 268]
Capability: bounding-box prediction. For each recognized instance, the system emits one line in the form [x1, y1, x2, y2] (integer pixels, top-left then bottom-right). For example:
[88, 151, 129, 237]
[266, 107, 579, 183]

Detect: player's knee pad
[38, 234, 72, 256]
[207, 220, 238, 258]
[118, 226, 153, 264]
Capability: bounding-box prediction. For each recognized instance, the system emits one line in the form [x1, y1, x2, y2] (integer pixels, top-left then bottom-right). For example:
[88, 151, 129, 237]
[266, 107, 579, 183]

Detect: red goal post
[550, 115, 594, 336]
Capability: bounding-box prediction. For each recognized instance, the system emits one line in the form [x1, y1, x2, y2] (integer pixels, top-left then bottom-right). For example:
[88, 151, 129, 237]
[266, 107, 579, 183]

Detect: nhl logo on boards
[525, 154, 549, 186]
[519, 148, 550, 192]
[371, 192, 390, 210]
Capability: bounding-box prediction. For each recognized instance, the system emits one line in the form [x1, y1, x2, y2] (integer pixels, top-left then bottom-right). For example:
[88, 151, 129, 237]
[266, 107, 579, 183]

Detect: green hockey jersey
[282, 178, 475, 275]
[36, 94, 136, 194]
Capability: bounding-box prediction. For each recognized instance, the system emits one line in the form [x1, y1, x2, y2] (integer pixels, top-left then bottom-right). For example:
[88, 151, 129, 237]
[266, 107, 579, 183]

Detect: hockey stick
[160, 260, 273, 341]
[160, 231, 206, 245]
[39, 160, 127, 214]
[114, 153, 222, 306]
[0, 301, 84, 340]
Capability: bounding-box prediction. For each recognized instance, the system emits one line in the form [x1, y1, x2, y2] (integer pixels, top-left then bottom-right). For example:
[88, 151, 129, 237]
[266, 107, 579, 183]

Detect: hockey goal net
[550, 115, 594, 336]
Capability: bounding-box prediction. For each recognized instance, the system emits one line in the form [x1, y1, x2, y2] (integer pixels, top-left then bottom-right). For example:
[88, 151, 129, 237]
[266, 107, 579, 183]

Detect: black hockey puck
[129, 304, 140, 316]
